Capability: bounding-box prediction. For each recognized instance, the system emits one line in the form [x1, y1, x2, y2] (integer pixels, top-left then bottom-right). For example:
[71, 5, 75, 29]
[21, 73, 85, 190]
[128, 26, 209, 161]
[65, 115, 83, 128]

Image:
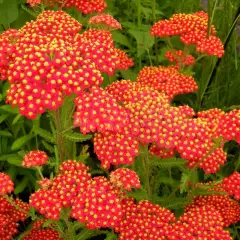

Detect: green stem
[36, 166, 44, 179]
[141, 155, 152, 198]
[55, 109, 64, 164]
[152, 0, 158, 65]
[208, 0, 218, 37]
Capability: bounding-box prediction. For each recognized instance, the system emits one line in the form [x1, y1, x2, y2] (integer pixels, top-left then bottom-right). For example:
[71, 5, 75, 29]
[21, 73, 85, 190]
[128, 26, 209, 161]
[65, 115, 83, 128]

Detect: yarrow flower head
[89, 14, 122, 29]
[136, 66, 198, 100]
[74, 86, 129, 134]
[71, 176, 123, 229]
[165, 50, 195, 67]
[22, 229, 63, 240]
[110, 168, 140, 191]
[186, 194, 240, 227]
[30, 160, 91, 219]
[222, 171, 240, 200]
[115, 198, 175, 240]
[22, 150, 48, 168]
[169, 205, 232, 239]
[151, 11, 224, 57]
[0, 172, 14, 195]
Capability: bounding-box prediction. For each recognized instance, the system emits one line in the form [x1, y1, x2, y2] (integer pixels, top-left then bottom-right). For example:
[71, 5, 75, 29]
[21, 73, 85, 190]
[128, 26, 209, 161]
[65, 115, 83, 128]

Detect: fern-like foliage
[63, 132, 92, 142]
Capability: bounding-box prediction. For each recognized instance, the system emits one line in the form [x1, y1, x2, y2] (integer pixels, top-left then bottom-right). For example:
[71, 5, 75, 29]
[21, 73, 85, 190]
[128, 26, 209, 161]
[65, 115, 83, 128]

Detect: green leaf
[0, 0, 19, 25]
[128, 28, 154, 57]
[111, 31, 132, 48]
[11, 134, 34, 150]
[151, 156, 187, 168]
[42, 140, 55, 153]
[0, 130, 12, 137]
[64, 132, 92, 142]
[12, 114, 23, 125]
[14, 176, 29, 194]
[0, 113, 9, 124]
[0, 105, 19, 114]
[6, 155, 22, 166]
[33, 126, 55, 143]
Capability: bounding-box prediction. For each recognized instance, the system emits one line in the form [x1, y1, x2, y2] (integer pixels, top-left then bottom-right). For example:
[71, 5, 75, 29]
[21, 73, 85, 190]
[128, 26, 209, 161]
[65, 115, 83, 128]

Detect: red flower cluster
[22, 150, 48, 168]
[169, 205, 232, 239]
[94, 129, 139, 169]
[71, 176, 123, 229]
[0, 29, 22, 80]
[26, 0, 41, 7]
[74, 86, 129, 134]
[136, 66, 198, 100]
[22, 229, 62, 240]
[30, 160, 91, 220]
[149, 144, 175, 159]
[64, 0, 107, 14]
[89, 14, 122, 29]
[0, 11, 132, 119]
[222, 171, 240, 200]
[216, 109, 240, 144]
[105, 79, 228, 173]
[151, 11, 224, 57]
[110, 168, 140, 191]
[186, 194, 240, 227]
[115, 48, 134, 70]
[165, 50, 195, 68]
[27, 0, 107, 14]
[0, 196, 29, 240]
[114, 198, 175, 239]
[0, 172, 14, 195]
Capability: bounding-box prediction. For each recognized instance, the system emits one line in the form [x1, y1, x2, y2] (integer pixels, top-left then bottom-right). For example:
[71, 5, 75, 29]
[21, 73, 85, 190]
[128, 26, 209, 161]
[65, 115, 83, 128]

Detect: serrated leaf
[151, 156, 187, 168]
[42, 140, 55, 153]
[64, 132, 92, 142]
[33, 126, 55, 143]
[11, 134, 34, 150]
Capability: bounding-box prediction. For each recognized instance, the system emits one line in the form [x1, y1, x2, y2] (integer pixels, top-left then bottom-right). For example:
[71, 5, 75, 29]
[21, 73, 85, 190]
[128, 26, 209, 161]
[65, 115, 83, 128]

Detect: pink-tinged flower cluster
[89, 14, 122, 29]
[22, 229, 62, 240]
[22, 150, 48, 168]
[0, 196, 30, 240]
[169, 205, 232, 239]
[29, 160, 91, 220]
[136, 66, 198, 100]
[74, 86, 129, 134]
[222, 171, 240, 200]
[110, 168, 140, 191]
[186, 194, 240, 227]
[71, 176, 123, 229]
[151, 11, 224, 57]
[165, 50, 195, 68]
[0, 173, 14, 195]
[114, 198, 175, 240]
